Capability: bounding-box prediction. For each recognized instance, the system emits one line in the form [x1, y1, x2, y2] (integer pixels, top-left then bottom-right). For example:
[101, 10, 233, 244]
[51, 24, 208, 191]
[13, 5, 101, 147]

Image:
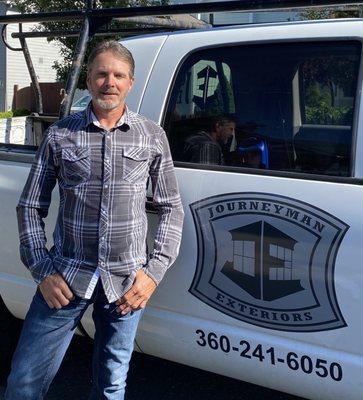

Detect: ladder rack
[0, 0, 362, 118]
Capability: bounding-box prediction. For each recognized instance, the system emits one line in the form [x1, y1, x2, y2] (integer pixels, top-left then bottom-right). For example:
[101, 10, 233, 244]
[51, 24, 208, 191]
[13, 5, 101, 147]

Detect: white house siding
[0, 2, 7, 111]
[169, 0, 300, 25]
[209, 11, 300, 25]
[4, 7, 62, 111]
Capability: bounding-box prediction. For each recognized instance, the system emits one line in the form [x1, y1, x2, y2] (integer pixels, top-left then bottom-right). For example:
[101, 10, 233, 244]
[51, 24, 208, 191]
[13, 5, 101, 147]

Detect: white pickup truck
[1, 18, 363, 400]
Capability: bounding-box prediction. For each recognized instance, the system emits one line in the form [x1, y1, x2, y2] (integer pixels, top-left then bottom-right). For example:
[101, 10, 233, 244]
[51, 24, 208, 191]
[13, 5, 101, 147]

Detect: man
[5, 40, 184, 400]
[182, 115, 235, 165]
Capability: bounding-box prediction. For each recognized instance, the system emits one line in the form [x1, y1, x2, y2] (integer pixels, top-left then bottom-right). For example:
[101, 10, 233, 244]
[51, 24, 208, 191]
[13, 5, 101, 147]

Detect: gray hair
[87, 40, 135, 78]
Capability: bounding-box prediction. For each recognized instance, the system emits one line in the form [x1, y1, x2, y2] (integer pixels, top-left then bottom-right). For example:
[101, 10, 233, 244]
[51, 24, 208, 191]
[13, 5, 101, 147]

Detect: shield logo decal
[189, 192, 348, 332]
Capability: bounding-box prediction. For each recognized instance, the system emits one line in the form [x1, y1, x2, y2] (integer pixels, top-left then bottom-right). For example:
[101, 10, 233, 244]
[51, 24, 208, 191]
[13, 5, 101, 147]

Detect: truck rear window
[164, 40, 361, 177]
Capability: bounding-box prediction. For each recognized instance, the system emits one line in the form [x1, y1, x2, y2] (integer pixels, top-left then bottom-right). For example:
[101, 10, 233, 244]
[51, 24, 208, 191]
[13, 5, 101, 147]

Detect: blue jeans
[5, 281, 142, 400]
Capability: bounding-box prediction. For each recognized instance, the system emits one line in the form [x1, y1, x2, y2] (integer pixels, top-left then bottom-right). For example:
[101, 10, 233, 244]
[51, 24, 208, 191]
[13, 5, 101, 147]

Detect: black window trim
[174, 160, 363, 186]
[161, 35, 363, 184]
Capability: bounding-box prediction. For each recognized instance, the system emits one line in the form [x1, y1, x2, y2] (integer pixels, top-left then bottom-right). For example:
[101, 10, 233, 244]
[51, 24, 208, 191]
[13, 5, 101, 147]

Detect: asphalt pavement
[0, 319, 303, 400]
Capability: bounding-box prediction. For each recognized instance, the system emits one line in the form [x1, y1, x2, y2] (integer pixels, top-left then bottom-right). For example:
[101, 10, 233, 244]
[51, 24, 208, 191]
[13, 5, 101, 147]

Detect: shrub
[13, 108, 31, 117]
[0, 111, 13, 119]
[0, 109, 31, 119]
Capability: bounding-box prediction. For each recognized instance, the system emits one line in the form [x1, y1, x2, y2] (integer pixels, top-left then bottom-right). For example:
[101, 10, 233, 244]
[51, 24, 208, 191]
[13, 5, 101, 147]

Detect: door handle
[146, 196, 158, 214]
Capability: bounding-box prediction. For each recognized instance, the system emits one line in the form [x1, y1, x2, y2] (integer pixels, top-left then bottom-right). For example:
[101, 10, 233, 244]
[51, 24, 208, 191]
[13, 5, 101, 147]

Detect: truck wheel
[0, 296, 22, 381]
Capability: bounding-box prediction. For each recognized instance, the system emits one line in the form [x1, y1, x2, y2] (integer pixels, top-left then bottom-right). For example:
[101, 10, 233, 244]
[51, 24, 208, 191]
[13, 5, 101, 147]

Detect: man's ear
[86, 73, 90, 90]
[129, 77, 135, 91]
[215, 122, 222, 132]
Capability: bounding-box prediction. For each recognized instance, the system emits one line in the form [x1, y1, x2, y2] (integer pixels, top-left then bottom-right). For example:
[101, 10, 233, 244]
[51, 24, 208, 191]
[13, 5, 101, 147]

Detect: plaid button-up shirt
[182, 131, 224, 165]
[17, 105, 184, 302]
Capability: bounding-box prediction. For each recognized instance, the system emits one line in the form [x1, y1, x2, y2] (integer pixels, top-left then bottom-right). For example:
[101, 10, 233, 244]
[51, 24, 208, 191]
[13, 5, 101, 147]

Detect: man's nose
[104, 74, 115, 87]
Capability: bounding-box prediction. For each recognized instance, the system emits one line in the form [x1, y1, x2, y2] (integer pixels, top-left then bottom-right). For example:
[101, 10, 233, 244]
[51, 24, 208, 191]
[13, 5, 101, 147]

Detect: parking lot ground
[0, 321, 303, 400]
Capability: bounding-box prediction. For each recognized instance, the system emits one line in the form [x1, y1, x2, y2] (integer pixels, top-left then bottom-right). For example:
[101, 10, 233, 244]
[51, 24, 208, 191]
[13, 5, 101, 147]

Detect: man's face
[216, 121, 236, 144]
[87, 51, 134, 112]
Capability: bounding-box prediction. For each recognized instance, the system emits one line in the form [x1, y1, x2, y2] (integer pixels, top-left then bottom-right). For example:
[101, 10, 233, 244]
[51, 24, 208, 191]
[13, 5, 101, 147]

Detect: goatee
[93, 98, 121, 110]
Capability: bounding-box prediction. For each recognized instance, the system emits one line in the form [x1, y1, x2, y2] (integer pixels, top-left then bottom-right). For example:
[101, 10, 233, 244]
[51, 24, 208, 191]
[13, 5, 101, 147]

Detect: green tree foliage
[300, 7, 361, 125]
[11, 1, 168, 87]
[301, 7, 361, 20]
[304, 83, 351, 125]
[302, 56, 357, 125]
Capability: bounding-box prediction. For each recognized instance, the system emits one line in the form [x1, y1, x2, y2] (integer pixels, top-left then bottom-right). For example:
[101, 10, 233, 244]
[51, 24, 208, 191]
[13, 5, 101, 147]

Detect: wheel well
[0, 294, 23, 380]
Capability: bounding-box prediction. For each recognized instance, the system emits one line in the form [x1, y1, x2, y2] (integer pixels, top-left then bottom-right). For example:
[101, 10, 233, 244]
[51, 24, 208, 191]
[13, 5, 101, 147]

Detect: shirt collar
[84, 102, 131, 130]
[201, 130, 220, 145]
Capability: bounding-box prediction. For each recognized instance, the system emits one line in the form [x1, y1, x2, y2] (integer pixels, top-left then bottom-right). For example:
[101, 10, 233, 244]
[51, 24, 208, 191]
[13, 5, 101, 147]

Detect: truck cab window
[164, 41, 361, 177]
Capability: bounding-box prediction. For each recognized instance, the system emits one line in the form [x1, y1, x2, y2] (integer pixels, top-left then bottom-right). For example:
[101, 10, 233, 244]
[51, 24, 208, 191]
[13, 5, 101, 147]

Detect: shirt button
[104, 184, 109, 189]
[100, 262, 105, 267]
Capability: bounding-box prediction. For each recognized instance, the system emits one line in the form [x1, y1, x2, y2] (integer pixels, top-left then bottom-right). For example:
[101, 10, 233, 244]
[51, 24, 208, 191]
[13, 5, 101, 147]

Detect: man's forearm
[17, 205, 57, 283]
[145, 187, 184, 284]
[16, 130, 57, 284]
[144, 127, 184, 284]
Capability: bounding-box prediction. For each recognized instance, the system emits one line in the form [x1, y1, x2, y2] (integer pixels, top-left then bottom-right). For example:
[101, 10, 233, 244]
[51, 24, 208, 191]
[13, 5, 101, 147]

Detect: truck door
[137, 32, 363, 400]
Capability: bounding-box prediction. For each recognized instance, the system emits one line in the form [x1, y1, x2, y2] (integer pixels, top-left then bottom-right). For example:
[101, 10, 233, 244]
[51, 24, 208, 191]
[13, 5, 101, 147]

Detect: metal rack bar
[18, 24, 43, 114]
[0, 0, 362, 24]
[59, 3, 91, 118]
[10, 27, 177, 39]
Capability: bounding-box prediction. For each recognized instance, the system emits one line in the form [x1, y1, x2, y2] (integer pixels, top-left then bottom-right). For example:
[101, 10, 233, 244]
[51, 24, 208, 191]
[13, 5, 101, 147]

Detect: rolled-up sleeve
[16, 129, 58, 283]
[145, 127, 184, 284]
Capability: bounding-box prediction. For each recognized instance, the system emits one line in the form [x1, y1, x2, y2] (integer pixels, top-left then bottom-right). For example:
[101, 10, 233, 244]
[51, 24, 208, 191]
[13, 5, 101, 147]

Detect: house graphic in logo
[189, 193, 348, 332]
[222, 221, 303, 301]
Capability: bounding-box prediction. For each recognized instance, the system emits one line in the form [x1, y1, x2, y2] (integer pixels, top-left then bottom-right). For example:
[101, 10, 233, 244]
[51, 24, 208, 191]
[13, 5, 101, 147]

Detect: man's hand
[116, 269, 157, 315]
[39, 273, 75, 309]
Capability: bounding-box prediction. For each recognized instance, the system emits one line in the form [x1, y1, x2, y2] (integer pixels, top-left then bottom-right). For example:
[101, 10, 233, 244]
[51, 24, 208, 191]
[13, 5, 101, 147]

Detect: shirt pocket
[61, 147, 91, 186]
[122, 147, 150, 183]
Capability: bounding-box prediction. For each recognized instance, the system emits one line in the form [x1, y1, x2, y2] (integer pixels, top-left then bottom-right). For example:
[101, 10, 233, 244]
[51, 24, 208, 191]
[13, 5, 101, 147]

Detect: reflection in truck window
[164, 41, 361, 177]
[173, 60, 235, 119]
[182, 115, 235, 165]
[301, 56, 356, 126]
